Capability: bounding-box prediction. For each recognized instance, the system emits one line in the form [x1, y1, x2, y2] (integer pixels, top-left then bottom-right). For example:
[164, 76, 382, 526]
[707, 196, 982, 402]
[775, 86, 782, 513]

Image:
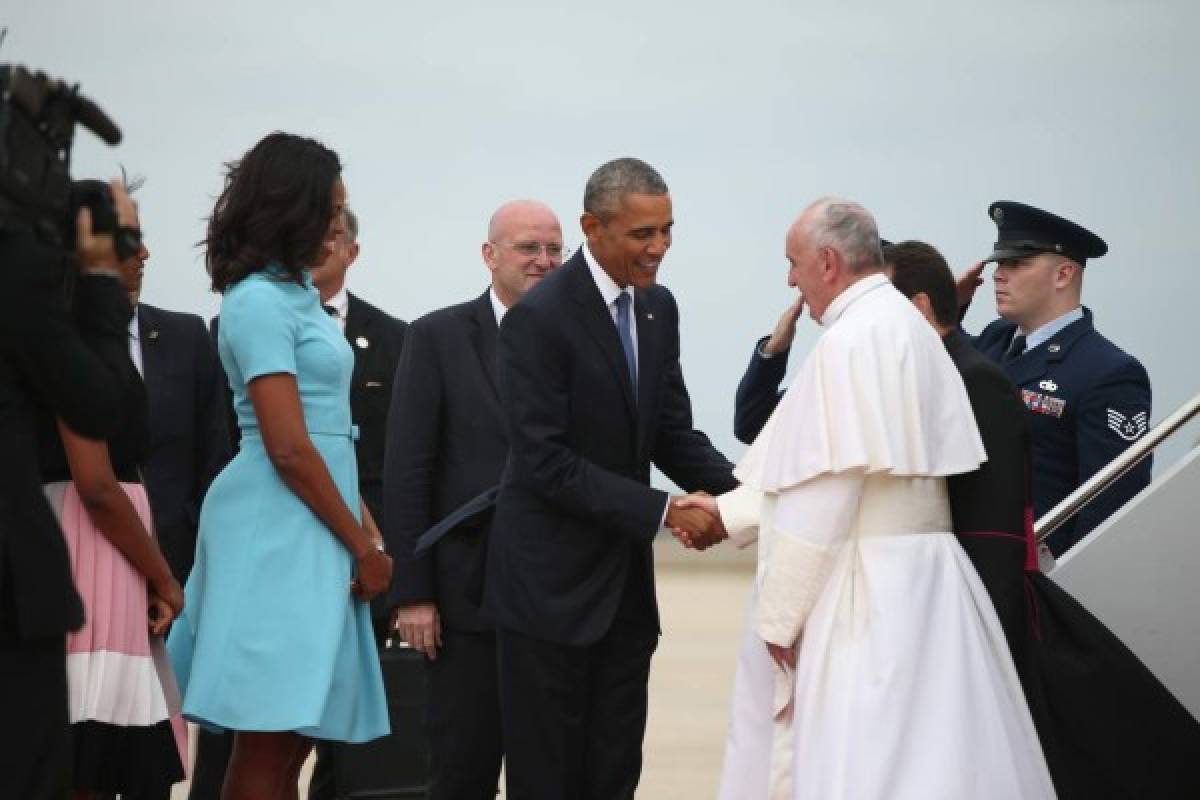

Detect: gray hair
[342, 207, 359, 243]
[583, 158, 668, 220]
[806, 197, 883, 273]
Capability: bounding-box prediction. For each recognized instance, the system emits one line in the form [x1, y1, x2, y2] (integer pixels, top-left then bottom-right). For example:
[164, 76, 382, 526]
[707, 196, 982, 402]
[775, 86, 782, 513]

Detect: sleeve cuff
[716, 485, 761, 548]
[755, 533, 835, 647]
[756, 335, 787, 360]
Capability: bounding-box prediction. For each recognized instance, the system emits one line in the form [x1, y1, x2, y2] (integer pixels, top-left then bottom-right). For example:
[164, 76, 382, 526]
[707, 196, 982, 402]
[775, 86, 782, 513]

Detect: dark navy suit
[489, 251, 736, 798]
[732, 336, 787, 446]
[969, 307, 1152, 555]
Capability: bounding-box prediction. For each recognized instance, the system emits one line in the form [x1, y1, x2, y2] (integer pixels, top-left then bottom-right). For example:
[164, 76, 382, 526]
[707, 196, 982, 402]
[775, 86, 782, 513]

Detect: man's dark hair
[883, 240, 959, 328]
[583, 158, 668, 220]
[205, 132, 342, 292]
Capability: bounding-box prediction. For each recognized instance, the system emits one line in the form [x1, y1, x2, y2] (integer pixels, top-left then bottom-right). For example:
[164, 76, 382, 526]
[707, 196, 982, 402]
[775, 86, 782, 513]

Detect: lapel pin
[148, 329, 159, 341]
[355, 336, 369, 350]
[646, 313, 654, 320]
[1048, 344, 1061, 353]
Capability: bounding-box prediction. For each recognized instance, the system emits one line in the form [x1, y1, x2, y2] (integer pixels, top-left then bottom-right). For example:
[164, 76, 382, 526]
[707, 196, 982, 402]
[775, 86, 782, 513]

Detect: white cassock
[715, 274, 1056, 800]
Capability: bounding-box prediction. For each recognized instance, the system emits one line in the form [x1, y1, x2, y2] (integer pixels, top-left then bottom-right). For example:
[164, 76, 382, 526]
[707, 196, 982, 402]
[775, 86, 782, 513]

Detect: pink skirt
[45, 480, 187, 795]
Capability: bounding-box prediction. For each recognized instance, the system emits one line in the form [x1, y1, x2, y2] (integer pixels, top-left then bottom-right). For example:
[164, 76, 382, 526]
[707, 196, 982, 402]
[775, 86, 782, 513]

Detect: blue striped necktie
[614, 292, 637, 388]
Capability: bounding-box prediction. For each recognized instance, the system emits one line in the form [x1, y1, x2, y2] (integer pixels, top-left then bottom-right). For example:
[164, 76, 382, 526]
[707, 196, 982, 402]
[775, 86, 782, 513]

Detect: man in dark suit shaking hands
[488, 158, 737, 799]
[385, 199, 564, 799]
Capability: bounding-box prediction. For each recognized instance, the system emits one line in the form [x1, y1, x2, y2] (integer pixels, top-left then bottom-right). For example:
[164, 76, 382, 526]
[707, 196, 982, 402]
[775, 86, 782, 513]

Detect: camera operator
[0, 179, 147, 799]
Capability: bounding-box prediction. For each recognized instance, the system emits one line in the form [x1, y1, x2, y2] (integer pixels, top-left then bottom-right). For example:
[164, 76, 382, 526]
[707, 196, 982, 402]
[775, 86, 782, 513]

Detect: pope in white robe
[693, 200, 1056, 799]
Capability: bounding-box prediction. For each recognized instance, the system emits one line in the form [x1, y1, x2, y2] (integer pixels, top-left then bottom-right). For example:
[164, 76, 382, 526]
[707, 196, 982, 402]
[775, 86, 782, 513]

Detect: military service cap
[984, 201, 1107, 266]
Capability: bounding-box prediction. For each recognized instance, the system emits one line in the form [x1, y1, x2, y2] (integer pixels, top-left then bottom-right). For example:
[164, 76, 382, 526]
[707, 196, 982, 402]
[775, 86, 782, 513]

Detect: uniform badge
[1022, 389, 1066, 418]
[1107, 409, 1148, 441]
[355, 336, 369, 349]
[1039, 379, 1058, 392]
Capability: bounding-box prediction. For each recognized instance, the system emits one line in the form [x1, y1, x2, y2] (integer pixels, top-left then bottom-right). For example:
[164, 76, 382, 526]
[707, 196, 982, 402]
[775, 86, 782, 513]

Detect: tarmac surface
[171, 539, 756, 798]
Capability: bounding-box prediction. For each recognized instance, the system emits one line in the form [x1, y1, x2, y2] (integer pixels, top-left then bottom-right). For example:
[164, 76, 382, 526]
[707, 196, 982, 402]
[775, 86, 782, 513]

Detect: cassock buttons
[355, 336, 369, 350]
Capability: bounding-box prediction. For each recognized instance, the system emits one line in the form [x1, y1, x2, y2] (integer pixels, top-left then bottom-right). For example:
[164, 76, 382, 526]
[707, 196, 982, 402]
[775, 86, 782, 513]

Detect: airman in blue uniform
[964, 201, 1152, 555]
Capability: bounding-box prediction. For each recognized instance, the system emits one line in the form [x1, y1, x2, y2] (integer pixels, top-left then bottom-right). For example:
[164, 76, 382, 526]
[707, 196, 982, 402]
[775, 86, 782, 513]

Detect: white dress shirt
[489, 286, 509, 327]
[324, 285, 349, 334]
[128, 307, 144, 377]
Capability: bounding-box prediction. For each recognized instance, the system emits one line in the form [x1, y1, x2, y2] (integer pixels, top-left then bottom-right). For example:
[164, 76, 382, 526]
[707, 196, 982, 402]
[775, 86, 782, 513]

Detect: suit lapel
[566, 256, 637, 420]
[634, 289, 661, 450]
[345, 293, 369, 385]
[136, 305, 166, 395]
[468, 290, 501, 399]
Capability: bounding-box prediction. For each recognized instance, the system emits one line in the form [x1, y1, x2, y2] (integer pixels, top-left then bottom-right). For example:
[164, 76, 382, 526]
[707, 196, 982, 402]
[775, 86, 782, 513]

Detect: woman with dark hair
[167, 132, 392, 798]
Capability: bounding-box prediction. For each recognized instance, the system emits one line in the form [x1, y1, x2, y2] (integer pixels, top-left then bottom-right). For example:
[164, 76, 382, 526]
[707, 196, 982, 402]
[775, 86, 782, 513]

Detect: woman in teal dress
[168, 132, 392, 798]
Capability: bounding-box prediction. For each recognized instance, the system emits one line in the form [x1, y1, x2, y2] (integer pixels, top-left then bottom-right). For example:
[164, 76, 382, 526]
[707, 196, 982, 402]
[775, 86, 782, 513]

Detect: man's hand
[667, 494, 727, 550]
[956, 261, 987, 309]
[762, 294, 806, 355]
[392, 601, 442, 660]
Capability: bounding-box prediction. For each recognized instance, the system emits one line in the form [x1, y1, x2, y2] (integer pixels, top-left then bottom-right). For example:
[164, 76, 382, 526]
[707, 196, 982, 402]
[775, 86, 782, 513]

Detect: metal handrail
[1036, 391, 1200, 542]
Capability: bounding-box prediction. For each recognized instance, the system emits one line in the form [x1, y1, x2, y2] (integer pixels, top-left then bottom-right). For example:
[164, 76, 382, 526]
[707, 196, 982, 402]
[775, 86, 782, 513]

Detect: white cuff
[716, 485, 761, 548]
[755, 533, 835, 648]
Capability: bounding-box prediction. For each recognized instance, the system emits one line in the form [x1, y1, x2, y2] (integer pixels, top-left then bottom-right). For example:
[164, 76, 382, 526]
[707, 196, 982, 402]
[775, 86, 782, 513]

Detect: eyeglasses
[492, 240, 566, 260]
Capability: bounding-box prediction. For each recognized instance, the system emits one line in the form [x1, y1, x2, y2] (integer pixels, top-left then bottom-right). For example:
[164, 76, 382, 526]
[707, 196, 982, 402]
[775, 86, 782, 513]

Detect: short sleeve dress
[167, 267, 388, 743]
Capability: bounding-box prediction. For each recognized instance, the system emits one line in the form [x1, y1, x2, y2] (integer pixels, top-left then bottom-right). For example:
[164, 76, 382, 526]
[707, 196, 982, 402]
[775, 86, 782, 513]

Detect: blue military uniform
[972, 310, 1151, 555]
[969, 201, 1152, 556]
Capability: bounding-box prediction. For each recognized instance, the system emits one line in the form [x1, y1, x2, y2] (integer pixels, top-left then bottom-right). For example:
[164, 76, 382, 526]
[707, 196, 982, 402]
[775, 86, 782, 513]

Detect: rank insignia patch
[1022, 389, 1066, 417]
[1107, 409, 1148, 441]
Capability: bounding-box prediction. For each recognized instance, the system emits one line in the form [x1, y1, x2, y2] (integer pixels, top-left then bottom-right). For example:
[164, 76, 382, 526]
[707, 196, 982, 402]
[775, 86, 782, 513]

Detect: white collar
[818, 273, 889, 327]
[128, 306, 140, 339]
[582, 243, 632, 308]
[325, 286, 349, 320]
[489, 286, 509, 326]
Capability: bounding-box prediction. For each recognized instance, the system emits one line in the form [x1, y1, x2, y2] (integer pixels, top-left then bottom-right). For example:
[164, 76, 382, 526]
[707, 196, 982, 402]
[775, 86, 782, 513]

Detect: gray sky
[10, 0, 1199, 473]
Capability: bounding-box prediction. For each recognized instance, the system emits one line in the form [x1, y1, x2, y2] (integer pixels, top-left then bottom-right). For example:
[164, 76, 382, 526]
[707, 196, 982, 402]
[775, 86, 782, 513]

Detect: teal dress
[167, 267, 388, 743]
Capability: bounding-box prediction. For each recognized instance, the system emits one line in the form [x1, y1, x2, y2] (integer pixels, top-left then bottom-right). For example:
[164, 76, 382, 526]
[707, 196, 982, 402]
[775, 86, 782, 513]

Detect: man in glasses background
[384, 199, 564, 799]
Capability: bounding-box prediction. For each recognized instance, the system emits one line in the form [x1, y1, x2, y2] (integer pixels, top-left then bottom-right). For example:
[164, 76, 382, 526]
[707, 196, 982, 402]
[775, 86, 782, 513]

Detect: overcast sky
[9, 0, 1199, 477]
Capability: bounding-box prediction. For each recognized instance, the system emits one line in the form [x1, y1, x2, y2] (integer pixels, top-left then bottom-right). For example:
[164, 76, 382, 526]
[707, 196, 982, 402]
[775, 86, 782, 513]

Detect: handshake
[665, 493, 726, 551]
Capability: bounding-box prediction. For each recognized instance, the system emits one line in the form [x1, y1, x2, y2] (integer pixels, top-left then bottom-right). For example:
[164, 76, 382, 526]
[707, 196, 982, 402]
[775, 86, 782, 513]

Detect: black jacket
[344, 293, 407, 526]
[137, 303, 231, 584]
[486, 253, 736, 646]
[0, 231, 140, 640]
[384, 290, 505, 631]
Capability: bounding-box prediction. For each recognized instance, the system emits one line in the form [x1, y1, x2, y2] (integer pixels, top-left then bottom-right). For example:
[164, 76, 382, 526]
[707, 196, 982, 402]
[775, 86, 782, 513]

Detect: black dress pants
[497, 565, 658, 800]
[426, 628, 503, 799]
[0, 633, 71, 800]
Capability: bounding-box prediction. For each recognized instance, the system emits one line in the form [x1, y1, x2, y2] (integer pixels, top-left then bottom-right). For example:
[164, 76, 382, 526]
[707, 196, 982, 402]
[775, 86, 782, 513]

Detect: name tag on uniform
[1022, 389, 1066, 418]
